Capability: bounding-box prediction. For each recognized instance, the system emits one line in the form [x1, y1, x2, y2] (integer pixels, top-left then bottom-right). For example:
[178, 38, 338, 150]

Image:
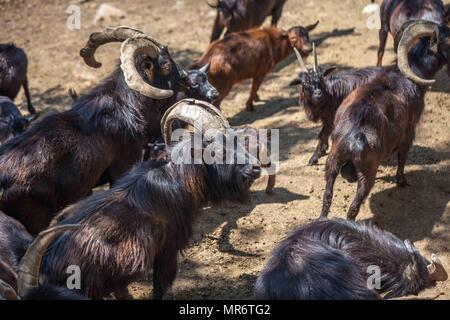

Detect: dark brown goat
[255, 218, 448, 300]
[0, 212, 84, 300]
[207, 0, 288, 42]
[39, 100, 261, 300]
[0, 44, 35, 115]
[376, 0, 445, 66]
[0, 27, 188, 235]
[321, 20, 450, 220]
[0, 96, 38, 145]
[289, 46, 383, 165]
[190, 23, 319, 111]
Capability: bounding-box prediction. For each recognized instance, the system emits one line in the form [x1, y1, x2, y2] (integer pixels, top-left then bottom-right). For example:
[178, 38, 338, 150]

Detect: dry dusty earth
[0, 0, 449, 300]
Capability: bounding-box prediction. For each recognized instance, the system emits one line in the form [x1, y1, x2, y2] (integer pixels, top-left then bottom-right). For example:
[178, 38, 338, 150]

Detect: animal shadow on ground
[166, 272, 258, 299]
[367, 164, 450, 245]
[197, 188, 309, 258]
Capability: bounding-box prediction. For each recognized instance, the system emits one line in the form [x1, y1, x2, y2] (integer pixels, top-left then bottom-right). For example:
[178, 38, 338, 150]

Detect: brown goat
[376, 0, 446, 66]
[190, 23, 319, 111]
[321, 20, 450, 220]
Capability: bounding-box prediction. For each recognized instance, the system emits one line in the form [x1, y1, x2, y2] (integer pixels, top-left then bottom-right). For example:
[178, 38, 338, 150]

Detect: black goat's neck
[170, 162, 209, 210]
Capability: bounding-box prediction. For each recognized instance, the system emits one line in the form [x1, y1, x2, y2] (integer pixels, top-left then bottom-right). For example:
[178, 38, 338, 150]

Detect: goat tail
[346, 128, 369, 161]
[337, 128, 370, 183]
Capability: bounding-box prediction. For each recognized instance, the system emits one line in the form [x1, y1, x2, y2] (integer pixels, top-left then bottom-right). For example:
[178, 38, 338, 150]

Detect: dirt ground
[1, 0, 449, 300]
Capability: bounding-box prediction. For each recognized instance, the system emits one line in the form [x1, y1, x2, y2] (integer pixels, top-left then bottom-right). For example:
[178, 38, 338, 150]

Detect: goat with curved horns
[39, 100, 261, 299]
[0, 27, 197, 235]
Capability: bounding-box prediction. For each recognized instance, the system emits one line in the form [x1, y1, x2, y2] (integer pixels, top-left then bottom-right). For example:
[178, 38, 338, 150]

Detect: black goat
[39, 100, 261, 300]
[321, 20, 450, 220]
[0, 27, 201, 235]
[254, 218, 448, 300]
[0, 96, 38, 144]
[0, 212, 84, 300]
[0, 44, 35, 114]
[289, 46, 383, 165]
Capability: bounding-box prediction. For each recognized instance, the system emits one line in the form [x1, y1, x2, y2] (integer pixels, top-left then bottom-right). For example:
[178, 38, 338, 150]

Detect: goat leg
[396, 146, 411, 187]
[309, 125, 331, 165]
[23, 76, 36, 114]
[346, 167, 377, 221]
[246, 76, 265, 112]
[320, 156, 339, 218]
[152, 245, 178, 300]
[377, 29, 388, 67]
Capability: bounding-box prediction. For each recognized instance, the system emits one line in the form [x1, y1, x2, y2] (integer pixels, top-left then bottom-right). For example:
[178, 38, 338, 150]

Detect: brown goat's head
[287, 21, 319, 57]
[397, 20, 450, 85]
[289, 45, 336, 121]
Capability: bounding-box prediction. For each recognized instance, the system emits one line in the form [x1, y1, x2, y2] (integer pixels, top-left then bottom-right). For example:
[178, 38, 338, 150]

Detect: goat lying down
[254, 218, 448, 300]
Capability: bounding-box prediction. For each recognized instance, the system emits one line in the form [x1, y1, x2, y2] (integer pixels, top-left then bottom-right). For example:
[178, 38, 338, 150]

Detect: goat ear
[323, 66, 337, 77]
[306, 20, 320, 32]
[289, 77, 302, 87]
[144, 61, 155, 83]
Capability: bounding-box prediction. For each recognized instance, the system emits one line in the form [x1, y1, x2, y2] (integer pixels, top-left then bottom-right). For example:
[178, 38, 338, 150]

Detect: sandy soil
[1, 0, 449, 300]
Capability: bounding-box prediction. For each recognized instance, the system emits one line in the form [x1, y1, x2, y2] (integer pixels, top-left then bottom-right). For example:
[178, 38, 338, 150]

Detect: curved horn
[17, 224, 80, 298]
[161, 99, 230, 144]
[0, 260, 18, 300]
[427, 254, 448, 282]
[120, 36, 174, 99]
[206, 0, 220, 8]
[397, 20, 439, 85]
[306, 20, 320, 32]
[293, 47, 308, 72]
[0, 279, 18, 300]
[80, 26, 146, 68]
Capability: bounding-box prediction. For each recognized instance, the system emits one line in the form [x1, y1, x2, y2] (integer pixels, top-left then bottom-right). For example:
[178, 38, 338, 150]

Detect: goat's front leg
[396, 140, 413, 187]
[246, 75, 265, 112]
[23, 76, 36, 114]
[152, 245, 178, 300]
[377, 29, 388, 67]
[309, 124, 331, 165]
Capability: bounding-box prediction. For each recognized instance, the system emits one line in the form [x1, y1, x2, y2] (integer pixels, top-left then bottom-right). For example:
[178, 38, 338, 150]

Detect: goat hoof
[246, 104, 255, 112]
[308, 158, 319, 166]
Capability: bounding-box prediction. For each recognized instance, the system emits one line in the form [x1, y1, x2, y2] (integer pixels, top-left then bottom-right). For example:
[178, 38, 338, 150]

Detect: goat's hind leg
[320, 153, 340, 218]
[152, 245, 178, 300]
[347, 165, 377, 220]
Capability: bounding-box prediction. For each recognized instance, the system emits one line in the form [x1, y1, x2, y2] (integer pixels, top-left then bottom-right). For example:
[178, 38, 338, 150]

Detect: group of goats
[0, 0, 449, 300]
